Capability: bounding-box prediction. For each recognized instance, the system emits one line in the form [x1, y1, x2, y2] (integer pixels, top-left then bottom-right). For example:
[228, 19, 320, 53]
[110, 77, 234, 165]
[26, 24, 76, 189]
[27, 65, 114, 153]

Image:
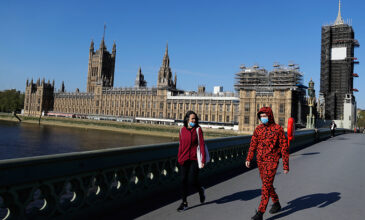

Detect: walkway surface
[111, 133, 365, 220]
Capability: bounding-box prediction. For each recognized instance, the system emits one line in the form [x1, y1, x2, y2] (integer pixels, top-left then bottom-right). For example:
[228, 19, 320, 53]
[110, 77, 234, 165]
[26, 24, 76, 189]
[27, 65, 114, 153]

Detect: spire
[162, 42, 170, 66]
[165, 41, 168, 56]
[174, 72, 177, 88]
[61, 81, 65, 92]
[100, 24, 106, 49]
[135, 66, 147, 88]
[136, 66, 142, 79]
[103, 23, 106, 40]
[112, 40, 116, 54]
[90, 39, 94, 52]
[334, 0, 344, 25]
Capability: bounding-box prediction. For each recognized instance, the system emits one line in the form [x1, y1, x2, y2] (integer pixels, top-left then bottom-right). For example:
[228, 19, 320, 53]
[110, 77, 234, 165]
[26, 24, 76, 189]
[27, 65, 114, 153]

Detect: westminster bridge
[0, 128, 363, 220]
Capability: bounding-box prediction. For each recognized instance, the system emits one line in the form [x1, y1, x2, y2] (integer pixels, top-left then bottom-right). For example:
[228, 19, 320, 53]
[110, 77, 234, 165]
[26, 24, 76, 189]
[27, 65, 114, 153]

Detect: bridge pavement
[108, 133, 365, 220]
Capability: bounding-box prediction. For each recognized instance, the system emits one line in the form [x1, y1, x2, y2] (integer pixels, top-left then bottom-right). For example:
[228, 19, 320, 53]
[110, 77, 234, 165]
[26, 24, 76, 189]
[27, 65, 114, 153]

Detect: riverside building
[235, 63, 307, 132]
[24, 37, 308, 133]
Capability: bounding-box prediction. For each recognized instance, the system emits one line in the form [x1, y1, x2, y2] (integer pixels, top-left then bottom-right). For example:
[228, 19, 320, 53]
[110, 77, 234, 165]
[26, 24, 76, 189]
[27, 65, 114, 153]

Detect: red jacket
[246, 107, 290, 170]
[178, 126, 206, 165]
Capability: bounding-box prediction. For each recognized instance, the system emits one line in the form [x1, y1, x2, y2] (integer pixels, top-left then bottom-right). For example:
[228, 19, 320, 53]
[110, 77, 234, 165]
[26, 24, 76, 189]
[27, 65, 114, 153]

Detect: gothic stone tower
[24, 78, 54, 116]
[87, 33, 116, 93]
[157, 43, 176, 89]
[320, 0, 359, 120]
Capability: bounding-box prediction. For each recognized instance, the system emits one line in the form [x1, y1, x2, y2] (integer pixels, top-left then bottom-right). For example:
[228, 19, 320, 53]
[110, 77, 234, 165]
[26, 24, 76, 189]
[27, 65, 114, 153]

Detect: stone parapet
[0, 128, 349, 219]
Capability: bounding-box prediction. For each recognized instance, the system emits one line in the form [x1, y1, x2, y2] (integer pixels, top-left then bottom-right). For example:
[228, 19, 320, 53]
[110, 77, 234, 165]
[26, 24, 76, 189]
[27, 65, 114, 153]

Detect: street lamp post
[307, 79, 316, 128]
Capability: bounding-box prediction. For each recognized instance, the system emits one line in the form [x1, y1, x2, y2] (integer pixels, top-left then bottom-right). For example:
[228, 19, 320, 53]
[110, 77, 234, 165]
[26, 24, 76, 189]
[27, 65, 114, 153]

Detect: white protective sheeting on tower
[331, 47, 347, 60]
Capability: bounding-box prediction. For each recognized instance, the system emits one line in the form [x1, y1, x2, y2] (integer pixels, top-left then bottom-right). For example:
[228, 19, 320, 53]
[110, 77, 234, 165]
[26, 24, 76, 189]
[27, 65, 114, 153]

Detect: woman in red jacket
[177, 111, 206, 212]
[245, 107, 289, 220]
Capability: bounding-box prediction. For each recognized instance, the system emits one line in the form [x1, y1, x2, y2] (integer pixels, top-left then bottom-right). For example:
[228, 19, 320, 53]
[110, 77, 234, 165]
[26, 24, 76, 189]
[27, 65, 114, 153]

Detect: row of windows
[56, 99, 92, 105]
[24, 98, 41, 104]
[245, 91, 286, 97]
[59, 100, 238, 111]
[56, 100, 239, 113]
[25, 106, 40, 111]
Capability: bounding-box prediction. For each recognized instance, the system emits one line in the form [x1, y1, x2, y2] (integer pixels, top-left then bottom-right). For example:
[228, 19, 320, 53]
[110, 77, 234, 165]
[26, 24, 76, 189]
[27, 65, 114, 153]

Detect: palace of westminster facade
[24, 37, 308, 133]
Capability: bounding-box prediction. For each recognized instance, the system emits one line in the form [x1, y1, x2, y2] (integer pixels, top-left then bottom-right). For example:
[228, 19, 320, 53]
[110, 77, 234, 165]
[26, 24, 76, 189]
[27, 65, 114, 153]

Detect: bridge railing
[0, 128, 348, 219]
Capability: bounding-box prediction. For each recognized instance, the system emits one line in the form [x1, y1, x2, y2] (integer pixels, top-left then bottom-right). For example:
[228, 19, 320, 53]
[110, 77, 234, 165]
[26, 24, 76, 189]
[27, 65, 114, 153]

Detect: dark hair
[183, 111, 199, 128]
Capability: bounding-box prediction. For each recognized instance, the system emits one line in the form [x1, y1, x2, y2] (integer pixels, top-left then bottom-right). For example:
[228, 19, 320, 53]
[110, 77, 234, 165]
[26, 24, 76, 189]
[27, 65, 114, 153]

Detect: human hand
[245, 161, 250, 168]
[284, 170, 289, 174]
[201, 163, 205, 168]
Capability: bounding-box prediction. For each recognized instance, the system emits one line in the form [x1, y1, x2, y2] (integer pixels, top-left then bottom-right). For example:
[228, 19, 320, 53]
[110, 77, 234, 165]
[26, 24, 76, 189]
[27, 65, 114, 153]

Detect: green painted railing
[0, 128, 349, 219]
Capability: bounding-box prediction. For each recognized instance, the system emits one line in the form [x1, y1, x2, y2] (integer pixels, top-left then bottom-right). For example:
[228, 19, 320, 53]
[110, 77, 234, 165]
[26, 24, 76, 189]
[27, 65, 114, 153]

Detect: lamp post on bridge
[307, 79, 316, 128]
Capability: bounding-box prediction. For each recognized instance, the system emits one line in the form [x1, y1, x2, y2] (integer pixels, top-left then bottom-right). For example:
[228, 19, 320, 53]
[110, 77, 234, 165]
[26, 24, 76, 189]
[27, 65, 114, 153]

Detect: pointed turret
[135, 67, 147, 88]
[334, 0, 344, 25]
[100, 24, 107, 49]
[157, 42, 174, 89]
[112, 40, 116, 55]
[26, 79, 29, 87]
[174, 72, 177, 87]
[90, 39, 94, 52]
[137, 66, 142, 77]
[61, 81, 65, 92]
[165, 42, 168, 56]
[52, 80, 55, 87]
[100, 38, 106, 50]
[162, 42, 170, 67]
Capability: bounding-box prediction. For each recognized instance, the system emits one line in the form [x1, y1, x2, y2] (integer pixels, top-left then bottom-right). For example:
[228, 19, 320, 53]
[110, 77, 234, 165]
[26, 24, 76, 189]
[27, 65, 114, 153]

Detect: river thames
[0, 120, 176, 160]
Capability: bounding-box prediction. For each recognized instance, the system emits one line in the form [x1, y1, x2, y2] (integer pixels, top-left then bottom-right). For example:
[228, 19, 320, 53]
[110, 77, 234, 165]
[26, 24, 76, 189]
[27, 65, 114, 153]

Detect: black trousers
[331, 129, 335, 137]
[180, 160, 202, 202]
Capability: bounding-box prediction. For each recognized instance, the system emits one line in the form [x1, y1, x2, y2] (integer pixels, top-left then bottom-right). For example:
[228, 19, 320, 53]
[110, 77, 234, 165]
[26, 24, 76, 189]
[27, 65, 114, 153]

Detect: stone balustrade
[0, 128, 348, 219]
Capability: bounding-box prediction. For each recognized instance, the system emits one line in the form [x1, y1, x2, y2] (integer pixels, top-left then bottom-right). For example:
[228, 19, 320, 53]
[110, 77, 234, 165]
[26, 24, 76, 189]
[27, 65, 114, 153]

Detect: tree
[0, 89, 25, 113]
[357, 110, 365, 129]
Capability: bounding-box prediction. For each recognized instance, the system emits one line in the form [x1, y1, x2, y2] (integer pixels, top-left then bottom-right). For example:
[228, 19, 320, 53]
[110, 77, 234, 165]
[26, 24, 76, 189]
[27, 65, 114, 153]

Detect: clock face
[331, 47, 347, 60]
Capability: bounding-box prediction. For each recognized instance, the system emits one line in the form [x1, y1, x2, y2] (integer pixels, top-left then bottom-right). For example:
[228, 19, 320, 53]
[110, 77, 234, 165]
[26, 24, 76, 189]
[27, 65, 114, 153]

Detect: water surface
[0, 120, 176, 160]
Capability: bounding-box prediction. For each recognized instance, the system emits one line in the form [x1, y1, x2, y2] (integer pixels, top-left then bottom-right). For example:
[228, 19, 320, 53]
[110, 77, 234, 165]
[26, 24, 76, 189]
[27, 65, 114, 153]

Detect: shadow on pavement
[187, 189, 261, 211]
[301, 152, 320, 156]
[101, 167, 253, 220]
[266, 192, 341, 220]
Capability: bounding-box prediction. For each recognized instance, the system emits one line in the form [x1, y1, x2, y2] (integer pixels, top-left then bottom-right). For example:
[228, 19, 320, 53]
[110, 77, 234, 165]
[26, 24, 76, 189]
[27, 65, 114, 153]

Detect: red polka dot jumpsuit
[246, 107, 289, 213]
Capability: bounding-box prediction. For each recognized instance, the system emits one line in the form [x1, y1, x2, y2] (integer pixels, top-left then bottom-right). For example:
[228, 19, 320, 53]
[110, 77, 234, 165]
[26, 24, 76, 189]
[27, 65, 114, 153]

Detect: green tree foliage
[357, 110, 365, 128]
[0, 89, 25, 113]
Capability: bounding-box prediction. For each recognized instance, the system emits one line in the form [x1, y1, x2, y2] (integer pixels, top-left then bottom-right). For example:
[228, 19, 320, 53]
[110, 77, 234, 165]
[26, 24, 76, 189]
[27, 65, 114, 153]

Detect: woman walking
[245, 107, 290, 220]
[177, 111, 206, 211]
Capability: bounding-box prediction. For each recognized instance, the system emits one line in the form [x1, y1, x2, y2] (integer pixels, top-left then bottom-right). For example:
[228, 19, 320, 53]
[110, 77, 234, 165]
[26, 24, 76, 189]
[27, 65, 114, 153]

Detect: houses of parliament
[23, 33, 308, 133]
